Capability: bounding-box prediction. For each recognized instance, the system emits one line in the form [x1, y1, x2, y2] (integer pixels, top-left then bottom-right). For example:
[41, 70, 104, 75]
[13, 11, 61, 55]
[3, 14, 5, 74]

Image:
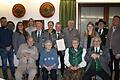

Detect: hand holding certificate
[56, 39, 66, 51]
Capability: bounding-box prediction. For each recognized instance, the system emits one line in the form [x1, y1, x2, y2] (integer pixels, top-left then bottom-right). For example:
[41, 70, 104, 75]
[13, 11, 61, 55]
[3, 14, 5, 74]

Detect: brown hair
[55, 22, 61, 25]
[16, 21, 29, 39]
[27, 18, 35, 27]
[48, 21, 54, 26]
[84, 22, 96, 38]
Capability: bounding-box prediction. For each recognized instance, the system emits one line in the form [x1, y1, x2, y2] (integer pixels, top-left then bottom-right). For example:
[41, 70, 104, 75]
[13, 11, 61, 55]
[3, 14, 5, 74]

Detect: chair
[39, 56, 63, 80]
[91, 75, 103, 80]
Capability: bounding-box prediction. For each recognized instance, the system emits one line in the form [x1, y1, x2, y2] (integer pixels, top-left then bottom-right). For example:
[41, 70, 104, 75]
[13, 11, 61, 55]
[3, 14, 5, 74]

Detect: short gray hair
[44, 40, 52, 46]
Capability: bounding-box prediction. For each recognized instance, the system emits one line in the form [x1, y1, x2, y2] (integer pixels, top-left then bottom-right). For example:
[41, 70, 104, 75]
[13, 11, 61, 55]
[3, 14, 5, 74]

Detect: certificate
[0, 78, 5, 80]
[56, 39, 66, 51]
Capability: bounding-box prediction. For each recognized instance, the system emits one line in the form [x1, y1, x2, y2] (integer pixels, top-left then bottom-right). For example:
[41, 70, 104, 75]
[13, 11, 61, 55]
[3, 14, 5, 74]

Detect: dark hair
[96, 19, 106, 26]
[29, 18, 34, 21]
[7, 21, 15, 31]
[7, 21, 15, 26]
[113, 15, 120, 19]
[0, 17, 7, 20]
[48, 21, 54, 26]
[35, 20, 43, 23]
[16, 21, 29, 38]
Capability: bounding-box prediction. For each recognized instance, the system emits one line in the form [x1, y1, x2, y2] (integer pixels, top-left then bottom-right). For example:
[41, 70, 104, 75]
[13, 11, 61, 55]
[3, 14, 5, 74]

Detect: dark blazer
[106, 26, 120, 55]
[31, 30, 44, 52]
[55, 31, 65, 54]
[55, 31, 64, 40]
[85, 46, 111, 76]
[95, 28, 108, 46]
[12, 32, 26, 53]
[43, 29, 57, 44]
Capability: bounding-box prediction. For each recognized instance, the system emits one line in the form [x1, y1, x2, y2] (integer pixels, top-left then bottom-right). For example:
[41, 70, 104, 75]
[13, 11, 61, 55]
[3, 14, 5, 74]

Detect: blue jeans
[0, 48, 15, 79]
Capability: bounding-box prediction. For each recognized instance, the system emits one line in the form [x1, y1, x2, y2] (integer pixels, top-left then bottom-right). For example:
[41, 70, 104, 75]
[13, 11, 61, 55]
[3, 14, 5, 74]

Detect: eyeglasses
[18, 25, 23, 26]
[93, 40, 100, 42]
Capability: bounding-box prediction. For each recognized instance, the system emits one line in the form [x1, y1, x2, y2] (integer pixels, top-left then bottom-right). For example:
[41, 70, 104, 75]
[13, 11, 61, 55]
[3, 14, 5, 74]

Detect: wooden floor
[0, 67, 63, 80]
[0, 67, 115, 80]
[0, 67, 42, 80]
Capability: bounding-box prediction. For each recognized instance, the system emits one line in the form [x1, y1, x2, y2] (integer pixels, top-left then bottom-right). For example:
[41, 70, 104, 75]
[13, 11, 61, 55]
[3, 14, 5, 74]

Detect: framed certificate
[56, 39, 66, 51]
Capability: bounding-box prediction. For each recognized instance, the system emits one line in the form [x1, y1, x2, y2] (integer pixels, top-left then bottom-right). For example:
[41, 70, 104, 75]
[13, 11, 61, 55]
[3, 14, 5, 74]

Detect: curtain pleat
[59, 0, 76, 28]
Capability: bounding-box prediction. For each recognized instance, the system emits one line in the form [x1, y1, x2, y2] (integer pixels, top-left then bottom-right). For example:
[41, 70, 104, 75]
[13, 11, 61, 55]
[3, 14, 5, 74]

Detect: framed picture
[22, 20, 44, 29]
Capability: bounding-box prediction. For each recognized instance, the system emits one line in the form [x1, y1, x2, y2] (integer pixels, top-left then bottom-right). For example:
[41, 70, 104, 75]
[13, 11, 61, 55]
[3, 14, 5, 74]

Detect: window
[80, 7, 104, 36]
[109, 7, 120, 26]
[78, 3, 120, 37]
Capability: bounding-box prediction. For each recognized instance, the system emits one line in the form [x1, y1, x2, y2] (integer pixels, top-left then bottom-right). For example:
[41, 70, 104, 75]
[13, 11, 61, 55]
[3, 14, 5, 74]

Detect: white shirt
[37, 30, 42, 38]
[64, 48, 87, 68]
[112, 26, 116, 32]
[56, 31, 61, 38]
[26, 26, 36, 35]
[94, 46, 100, 53]
[98, 29, 103, 35]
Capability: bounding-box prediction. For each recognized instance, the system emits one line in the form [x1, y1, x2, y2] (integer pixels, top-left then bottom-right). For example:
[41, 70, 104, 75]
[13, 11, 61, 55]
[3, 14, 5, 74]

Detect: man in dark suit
[31, 21, 44, 77]
[95, 19, 108, 46]
[55, 22, 65, 76]
[106, 16, 120, 80]
[43, 21, 57, 45]
[31, 21, 44, 52]
[83, 36, 110, 80]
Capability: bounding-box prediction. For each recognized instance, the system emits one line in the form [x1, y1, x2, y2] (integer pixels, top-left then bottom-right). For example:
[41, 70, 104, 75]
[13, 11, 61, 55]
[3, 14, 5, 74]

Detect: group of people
[0, 16, 120, 80]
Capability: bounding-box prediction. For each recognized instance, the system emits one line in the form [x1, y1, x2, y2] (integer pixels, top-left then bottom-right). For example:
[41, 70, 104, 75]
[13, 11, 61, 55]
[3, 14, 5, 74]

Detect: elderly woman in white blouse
[64, 37, 87, 80]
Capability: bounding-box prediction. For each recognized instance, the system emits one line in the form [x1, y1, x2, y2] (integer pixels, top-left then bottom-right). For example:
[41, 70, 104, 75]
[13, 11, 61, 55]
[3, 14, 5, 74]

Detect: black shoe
[36, 72, 40, 78]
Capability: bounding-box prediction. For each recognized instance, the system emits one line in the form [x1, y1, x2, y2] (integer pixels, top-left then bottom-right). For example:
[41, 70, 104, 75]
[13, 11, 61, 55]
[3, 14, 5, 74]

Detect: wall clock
[39, 2, 55, 18]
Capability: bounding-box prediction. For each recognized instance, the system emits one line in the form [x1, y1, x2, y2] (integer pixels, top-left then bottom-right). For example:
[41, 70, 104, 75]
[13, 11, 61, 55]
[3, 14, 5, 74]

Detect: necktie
[96, 48, 98, 53]
[99, 29, 101, 35]
[57, 33, 60, 39]
[37, 31, 40, 42]
[49, 33, 51, 40]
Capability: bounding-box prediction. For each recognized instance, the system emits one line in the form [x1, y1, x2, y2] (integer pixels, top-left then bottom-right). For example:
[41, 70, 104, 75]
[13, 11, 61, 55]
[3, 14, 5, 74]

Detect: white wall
[0, 0, 60, 29]
[0, 0, 60, 66]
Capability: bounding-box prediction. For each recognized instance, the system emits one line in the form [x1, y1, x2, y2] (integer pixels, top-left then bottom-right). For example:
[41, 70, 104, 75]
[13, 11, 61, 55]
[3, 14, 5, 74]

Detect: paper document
[56, 39, 66, 51]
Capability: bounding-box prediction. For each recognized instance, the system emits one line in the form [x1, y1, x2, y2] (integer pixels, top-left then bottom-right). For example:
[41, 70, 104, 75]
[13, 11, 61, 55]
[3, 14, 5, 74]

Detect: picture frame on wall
[22, 20, 44, 29]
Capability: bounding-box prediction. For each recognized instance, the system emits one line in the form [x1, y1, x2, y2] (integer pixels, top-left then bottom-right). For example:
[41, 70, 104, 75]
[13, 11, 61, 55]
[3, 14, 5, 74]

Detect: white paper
[56, 39, 66, 51]
[0, 78, 5, 80]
